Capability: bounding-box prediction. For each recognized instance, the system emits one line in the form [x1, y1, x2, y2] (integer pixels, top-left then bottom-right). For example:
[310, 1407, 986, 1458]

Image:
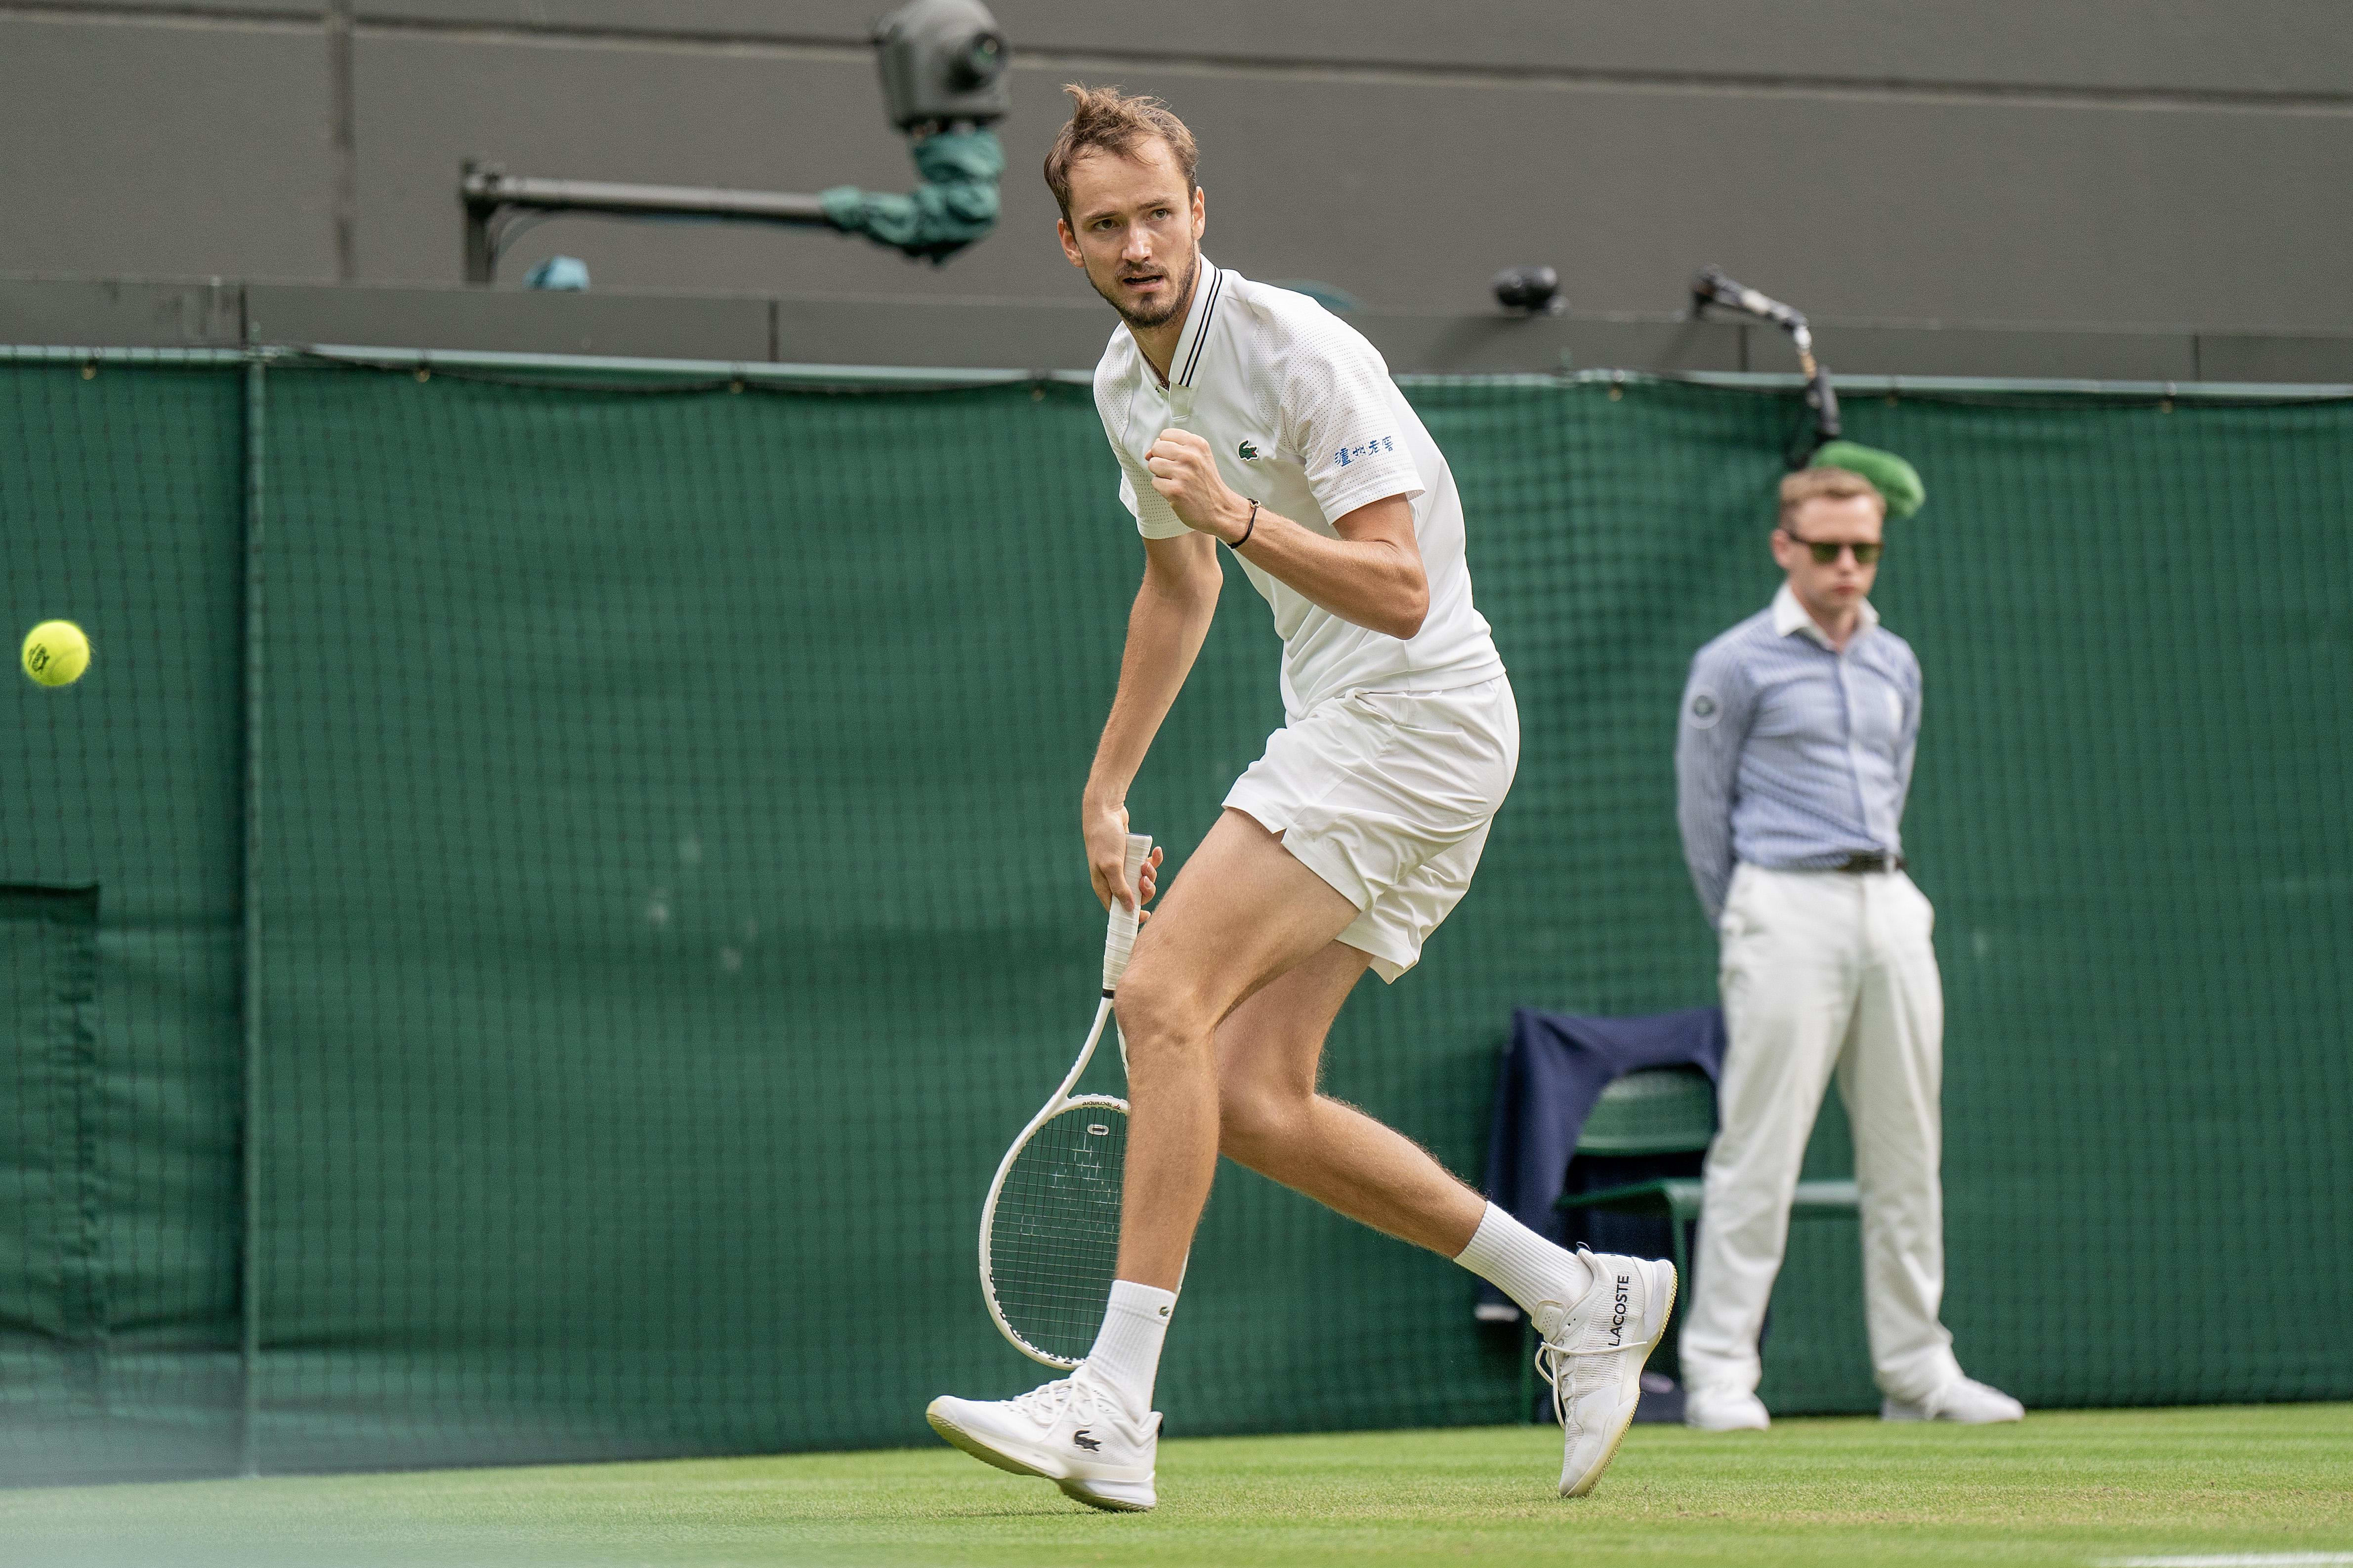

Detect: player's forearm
[1226, 505, 1428, 640]
[1141, 432, 1426, 639]
[1084, 566, 1219, 810]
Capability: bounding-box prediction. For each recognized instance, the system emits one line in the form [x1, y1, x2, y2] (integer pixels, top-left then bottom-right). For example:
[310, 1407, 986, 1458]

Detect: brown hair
[1777, 465, 1886, 530]
[1043, 84, 1200, 221]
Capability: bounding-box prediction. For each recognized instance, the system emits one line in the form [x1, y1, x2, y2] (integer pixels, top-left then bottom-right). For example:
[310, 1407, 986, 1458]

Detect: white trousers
[1678, 863, 1965, 1403]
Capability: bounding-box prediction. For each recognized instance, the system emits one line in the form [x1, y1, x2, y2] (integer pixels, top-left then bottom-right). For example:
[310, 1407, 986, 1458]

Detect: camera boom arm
[461, 127, 1005, 283]
[459, 0, 1008, 284]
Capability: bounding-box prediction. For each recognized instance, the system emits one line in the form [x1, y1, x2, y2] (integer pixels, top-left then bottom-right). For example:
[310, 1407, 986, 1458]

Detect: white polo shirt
[1092, 258, 1505, 721]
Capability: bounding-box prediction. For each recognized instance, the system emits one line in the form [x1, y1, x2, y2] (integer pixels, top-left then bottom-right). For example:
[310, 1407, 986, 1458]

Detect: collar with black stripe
[1160, 256, 1226, 394]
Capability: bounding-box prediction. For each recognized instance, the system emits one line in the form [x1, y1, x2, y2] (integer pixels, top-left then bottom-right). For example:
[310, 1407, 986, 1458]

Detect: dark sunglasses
[1784, 532, 1883, 566]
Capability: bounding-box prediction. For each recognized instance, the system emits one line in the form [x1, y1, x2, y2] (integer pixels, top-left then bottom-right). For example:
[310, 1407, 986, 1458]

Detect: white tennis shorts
[1225, 675, 1519, 983]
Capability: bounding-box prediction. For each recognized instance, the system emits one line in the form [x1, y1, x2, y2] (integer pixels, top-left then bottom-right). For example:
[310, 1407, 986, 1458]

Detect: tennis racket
[978, 831, 1153, 1367]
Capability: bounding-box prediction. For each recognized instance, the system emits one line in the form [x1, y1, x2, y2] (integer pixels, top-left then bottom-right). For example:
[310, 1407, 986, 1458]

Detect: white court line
[2093, 1555, 2353, 1567]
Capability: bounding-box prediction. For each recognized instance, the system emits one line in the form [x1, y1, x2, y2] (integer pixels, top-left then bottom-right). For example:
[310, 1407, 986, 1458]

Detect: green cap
[1809, 440, 1925, 520]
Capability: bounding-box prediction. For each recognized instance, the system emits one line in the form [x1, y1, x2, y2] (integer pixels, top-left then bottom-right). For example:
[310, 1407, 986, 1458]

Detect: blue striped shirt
[1676, 584, 1923, 924]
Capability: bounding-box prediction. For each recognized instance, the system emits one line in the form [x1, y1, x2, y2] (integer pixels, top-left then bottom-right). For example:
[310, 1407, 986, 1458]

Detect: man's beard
[1094, 246, 1200, 330]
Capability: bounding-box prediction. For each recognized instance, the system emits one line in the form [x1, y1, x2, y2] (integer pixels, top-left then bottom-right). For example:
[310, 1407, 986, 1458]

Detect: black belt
[1835, 851, 1906, 874]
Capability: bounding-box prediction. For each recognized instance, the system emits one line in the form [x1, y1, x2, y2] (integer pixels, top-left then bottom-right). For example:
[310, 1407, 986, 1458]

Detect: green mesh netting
[4, 360, 2348, 1483]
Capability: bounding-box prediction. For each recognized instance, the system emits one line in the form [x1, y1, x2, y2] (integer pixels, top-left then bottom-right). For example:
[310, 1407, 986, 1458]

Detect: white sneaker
[925, 1365, 1160, 1512]
[1683, 1384, 1771, 1432]
[1882, 1376, 2024, 1425]
[1533, 1249, 1678, 1497]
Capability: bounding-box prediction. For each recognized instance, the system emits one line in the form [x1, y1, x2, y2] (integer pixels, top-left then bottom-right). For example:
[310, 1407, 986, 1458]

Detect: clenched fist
[1144, 429, 1252, 542]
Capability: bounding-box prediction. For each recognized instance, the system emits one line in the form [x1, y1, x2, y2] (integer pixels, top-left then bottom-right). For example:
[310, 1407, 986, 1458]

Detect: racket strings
[987, 1102, 1127, 1365]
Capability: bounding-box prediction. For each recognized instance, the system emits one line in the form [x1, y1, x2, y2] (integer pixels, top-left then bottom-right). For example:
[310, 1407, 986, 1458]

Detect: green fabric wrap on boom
[1809, 438, 1925, 520]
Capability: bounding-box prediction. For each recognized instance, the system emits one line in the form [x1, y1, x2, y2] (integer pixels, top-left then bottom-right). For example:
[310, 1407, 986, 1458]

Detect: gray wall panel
[245, 282, 771, 358]
[7, 6, 2351, 334]
[991, 1, 2353, 96]
[1009, 68, 2352, 330]
[0, 16, 336, 280]
[1355, 313, 1749, 376]
[349, 43, 2353, 335]
[0, 279, 245, 349]
[357, 2, 881, 40]
[339, 2, 2353, 95]
[1810, 324, 2200, 383]
[772, 295, 1104, 368]
[2194, 333, 2353, 384]
[11, 1, 313, 13]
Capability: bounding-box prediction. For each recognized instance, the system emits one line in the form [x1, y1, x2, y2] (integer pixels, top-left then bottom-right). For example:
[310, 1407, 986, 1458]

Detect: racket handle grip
[1101, 832, 1153, 992]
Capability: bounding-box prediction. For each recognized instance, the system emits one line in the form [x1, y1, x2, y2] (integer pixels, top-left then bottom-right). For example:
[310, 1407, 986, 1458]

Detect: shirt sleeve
[1272, 317, 1426, 525]
[1112, 444, 1190, 540]
[1097, 380, 1190, 540]
[1676, 641, 1756, 928]
[1894, 644, 1923, 820]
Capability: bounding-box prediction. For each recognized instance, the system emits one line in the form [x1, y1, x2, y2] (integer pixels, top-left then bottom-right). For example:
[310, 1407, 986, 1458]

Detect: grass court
[10, 1404, 2348, 1568]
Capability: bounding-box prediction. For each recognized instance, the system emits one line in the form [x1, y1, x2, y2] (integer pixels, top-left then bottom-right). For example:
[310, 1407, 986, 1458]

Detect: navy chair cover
[1474, 1006, 1727, 1321]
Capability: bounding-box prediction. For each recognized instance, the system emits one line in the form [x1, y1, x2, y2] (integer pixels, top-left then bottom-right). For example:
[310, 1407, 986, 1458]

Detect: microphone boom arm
[1692, 266, 1842, 462]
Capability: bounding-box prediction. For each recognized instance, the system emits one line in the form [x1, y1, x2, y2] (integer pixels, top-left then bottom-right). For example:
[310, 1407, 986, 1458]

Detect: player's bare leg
[1198, 853, 1676, 1498]
[1111, 808, 1363, 1287]
[1214, 940, 1486, 1254]
[927, 809, 1356, 1512]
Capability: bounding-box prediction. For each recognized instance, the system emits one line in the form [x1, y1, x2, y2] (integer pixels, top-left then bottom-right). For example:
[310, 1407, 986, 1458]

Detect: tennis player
[926, 86, 1674, 1511]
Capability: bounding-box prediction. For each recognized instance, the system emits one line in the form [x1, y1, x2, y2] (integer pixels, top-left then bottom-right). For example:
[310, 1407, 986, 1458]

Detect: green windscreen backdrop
[3, 356, 2348, 1483]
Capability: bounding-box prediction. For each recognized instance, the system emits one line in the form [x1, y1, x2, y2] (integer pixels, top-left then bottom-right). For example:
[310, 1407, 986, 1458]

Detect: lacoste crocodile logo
[1072, 1428, 1102, 1452]
[1238, 440, 1261, 460]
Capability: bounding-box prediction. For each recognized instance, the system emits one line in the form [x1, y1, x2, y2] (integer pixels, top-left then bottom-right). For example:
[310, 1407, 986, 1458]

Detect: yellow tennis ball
[22, 620, 91, 688]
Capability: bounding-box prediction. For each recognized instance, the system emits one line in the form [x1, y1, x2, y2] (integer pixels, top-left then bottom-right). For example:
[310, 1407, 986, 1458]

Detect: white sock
[1083, 1280, 1177, 1415]
[1455, 1202, 1591, 1328]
